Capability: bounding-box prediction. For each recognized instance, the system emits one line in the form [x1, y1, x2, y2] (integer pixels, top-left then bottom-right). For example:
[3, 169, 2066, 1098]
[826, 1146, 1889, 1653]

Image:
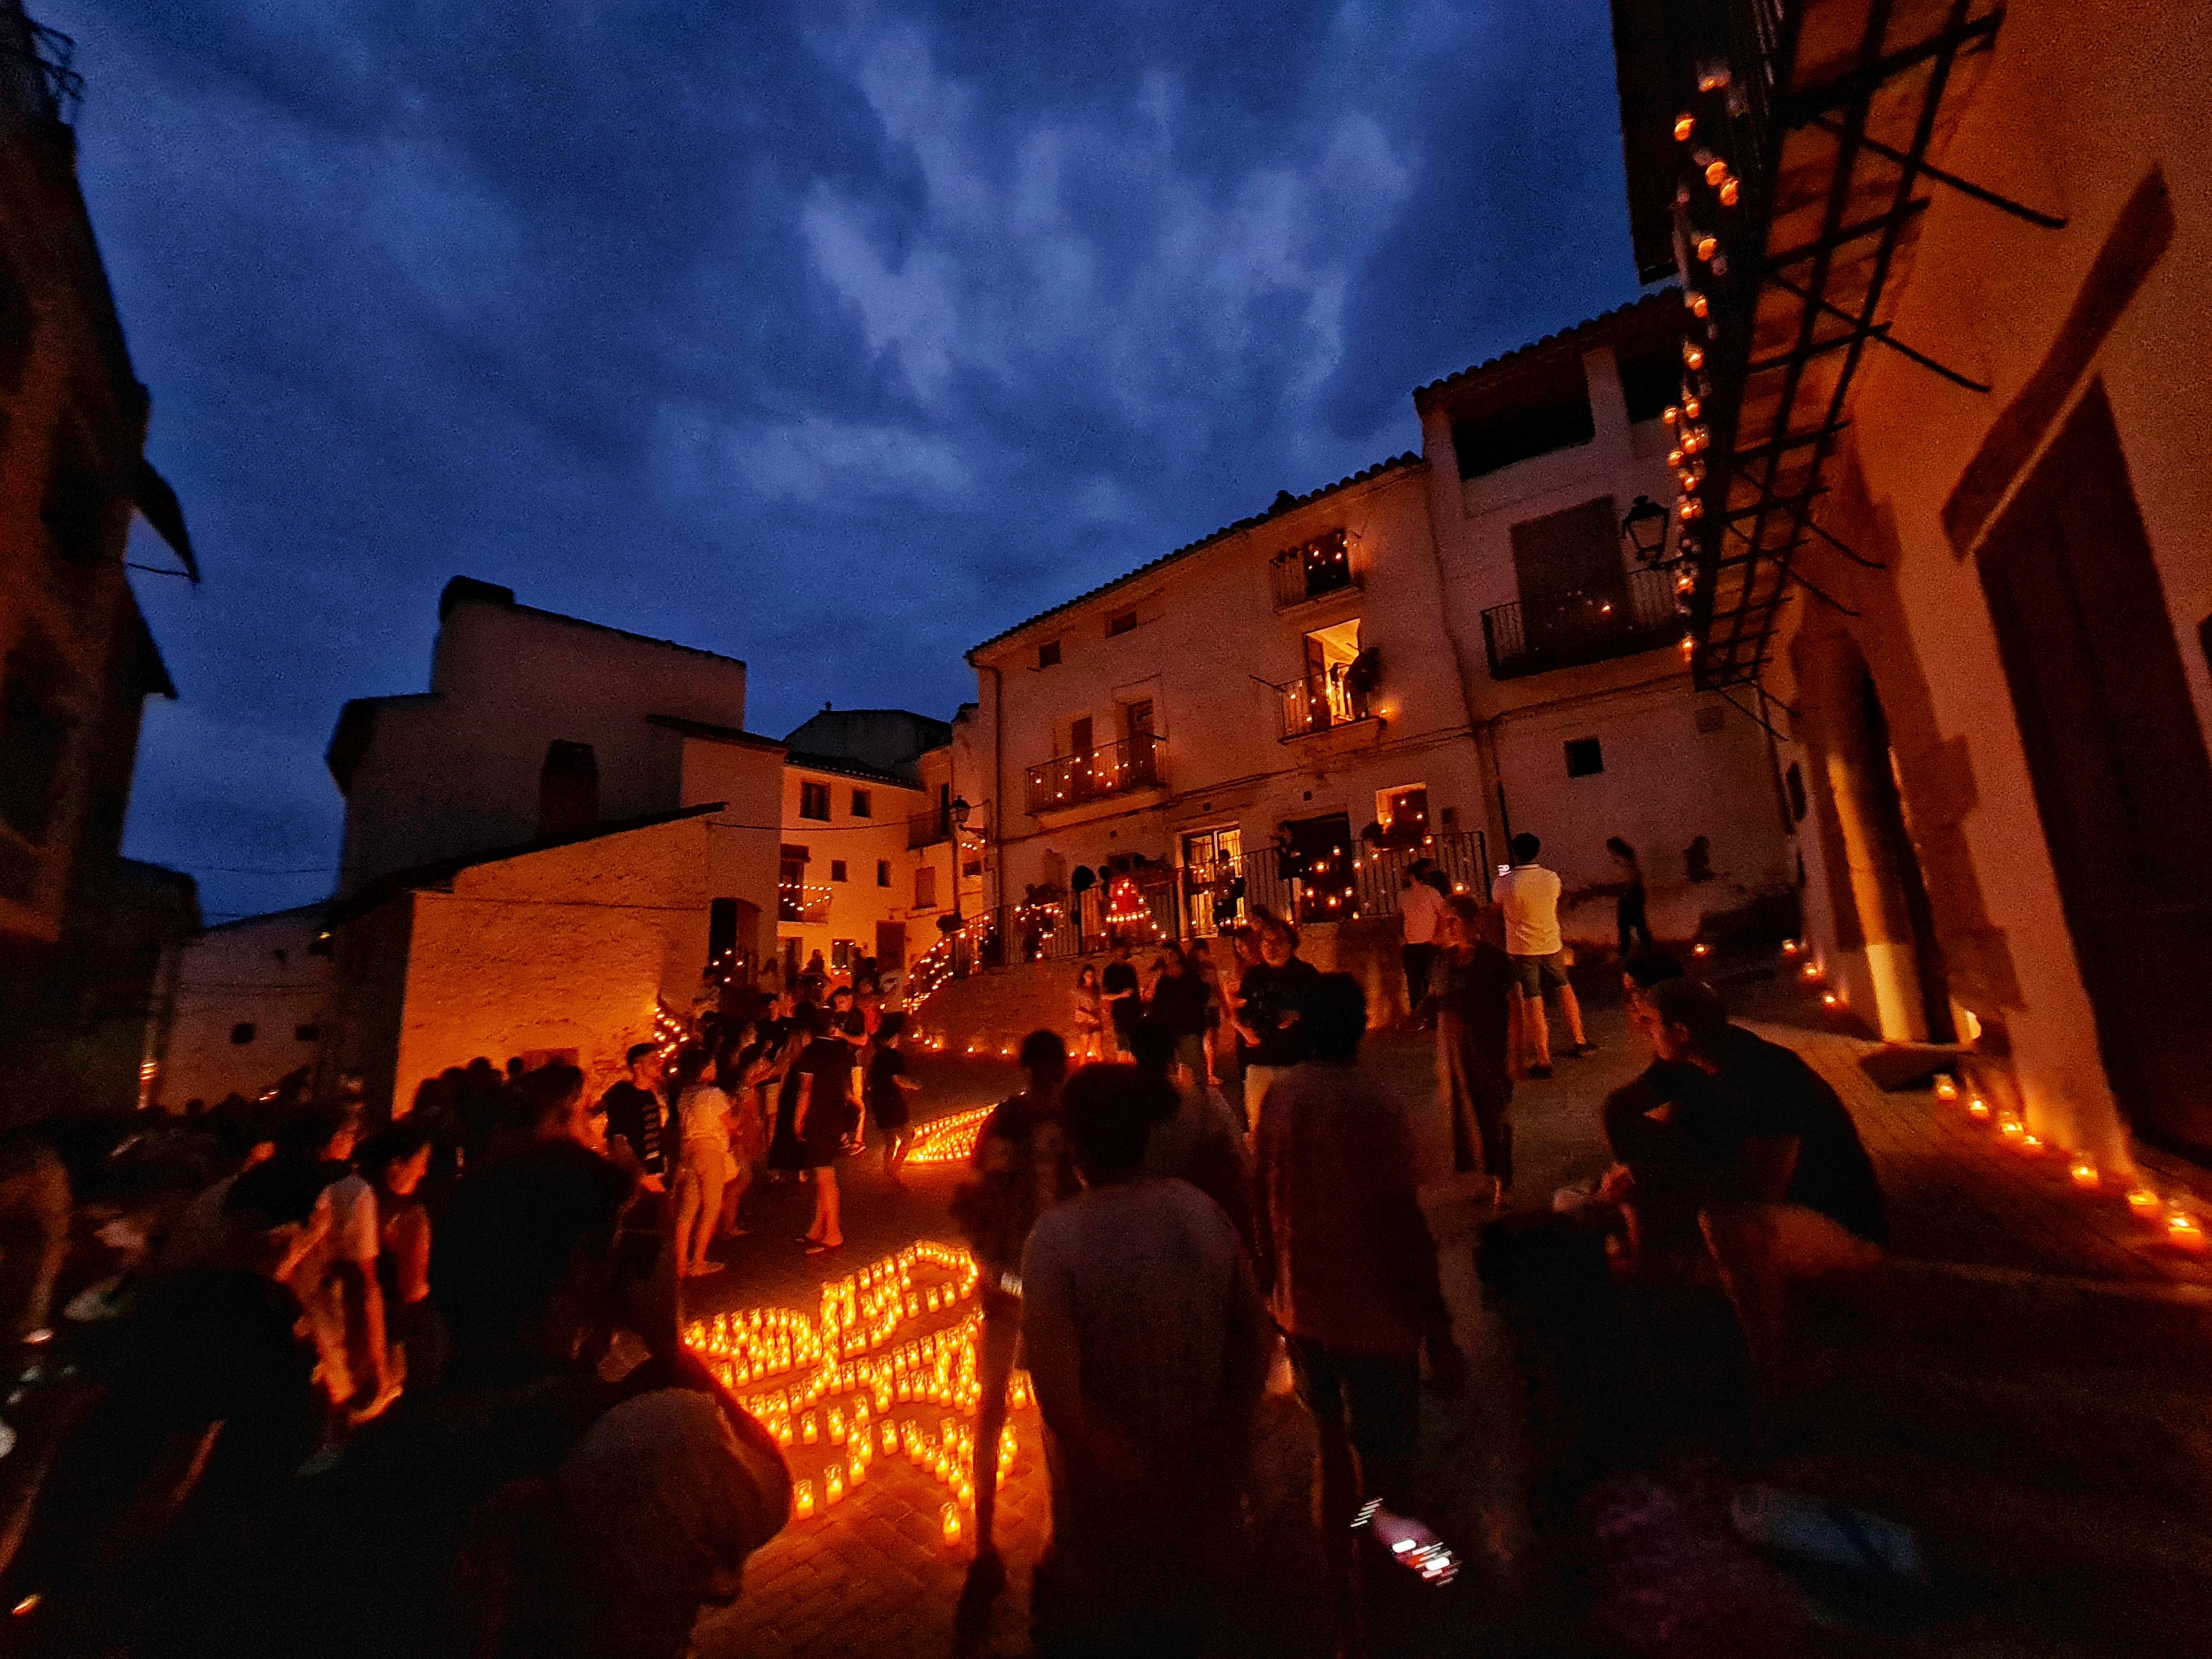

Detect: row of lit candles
[792, 1416, 1021, 1535]
[1932, 1072, 2205, 1250]
[732, 1310, 993, 1425]
[684, 1242, 983, 1386]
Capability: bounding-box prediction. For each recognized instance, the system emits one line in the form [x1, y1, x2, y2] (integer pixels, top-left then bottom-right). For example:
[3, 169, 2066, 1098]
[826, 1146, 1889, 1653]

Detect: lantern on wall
[1621, 494, 1671, 567]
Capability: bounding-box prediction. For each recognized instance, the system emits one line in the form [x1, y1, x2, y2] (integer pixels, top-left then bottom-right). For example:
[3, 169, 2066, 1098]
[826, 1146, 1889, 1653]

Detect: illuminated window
[799, 780, 831, 820]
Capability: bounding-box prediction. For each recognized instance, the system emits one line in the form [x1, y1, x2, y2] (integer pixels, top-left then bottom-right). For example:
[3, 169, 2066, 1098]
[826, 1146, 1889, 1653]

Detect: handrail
[1024, 734, 1161, 815]
[1480, 565, 1687, 680]
[1274, 674, 1373, 739]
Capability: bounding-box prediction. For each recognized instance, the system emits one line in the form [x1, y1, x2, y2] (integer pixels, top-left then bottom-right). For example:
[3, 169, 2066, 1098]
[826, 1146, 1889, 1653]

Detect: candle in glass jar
[1933, 1076, 1959, 1103]
[942, 1503, 963, 1546]
[825, 1464, 846, 1505]
[828, 1408, 846, 1444]
[801, 1412, 818, 1445]
[794, 1480, 815, 1519]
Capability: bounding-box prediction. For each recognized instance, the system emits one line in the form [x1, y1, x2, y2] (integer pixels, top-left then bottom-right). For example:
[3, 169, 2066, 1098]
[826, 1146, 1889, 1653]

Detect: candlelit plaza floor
[687, 969, 2212, 1659]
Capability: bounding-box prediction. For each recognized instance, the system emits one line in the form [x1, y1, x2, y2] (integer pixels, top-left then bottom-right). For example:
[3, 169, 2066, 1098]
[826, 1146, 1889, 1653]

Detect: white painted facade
[1417, 300, 1796, 940]
[155, 906, 331, 1108]
[966, 298, 1793, 956]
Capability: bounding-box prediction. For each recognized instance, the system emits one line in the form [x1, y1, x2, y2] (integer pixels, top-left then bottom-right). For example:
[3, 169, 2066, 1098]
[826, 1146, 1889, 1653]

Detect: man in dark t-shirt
[1147, 947, 1213, 1083]
[1641, 977, 1885, 1405]
[1233, 912, 1322, 1140]
[1101, 946, 1142, 1056]
[594, 1044, 667, 1176]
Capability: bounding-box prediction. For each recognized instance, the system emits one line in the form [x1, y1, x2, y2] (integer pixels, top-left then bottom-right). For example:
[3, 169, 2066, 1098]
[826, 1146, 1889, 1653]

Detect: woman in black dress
[766, 1000, 817, 1176]
[791, 1010, 858, 1253]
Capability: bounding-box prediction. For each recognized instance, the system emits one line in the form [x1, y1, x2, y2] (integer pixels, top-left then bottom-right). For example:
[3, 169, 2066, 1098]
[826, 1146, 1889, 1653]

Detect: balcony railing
[1276, 675, 1373, 740]
[902, 831, 1498, 1009]
[1024, 735, 1161, 815]
[777, 884, 831, 926]
[907, 810, 950, 849]
[1481, 565, 1688, 680]
[1271, 533, 1360, 609]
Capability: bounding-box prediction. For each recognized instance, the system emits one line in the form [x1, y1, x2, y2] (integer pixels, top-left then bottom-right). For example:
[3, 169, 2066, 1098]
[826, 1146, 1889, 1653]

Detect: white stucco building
[957, 296, 1793, 999]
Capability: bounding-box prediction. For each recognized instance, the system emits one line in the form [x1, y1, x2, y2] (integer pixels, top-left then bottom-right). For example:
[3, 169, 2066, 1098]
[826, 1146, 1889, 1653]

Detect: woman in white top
[671, 1045, 736, 1278]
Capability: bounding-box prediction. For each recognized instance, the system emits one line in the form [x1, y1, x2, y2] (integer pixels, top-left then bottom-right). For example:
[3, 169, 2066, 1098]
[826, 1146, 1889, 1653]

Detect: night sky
[56, 0, 1646, 922]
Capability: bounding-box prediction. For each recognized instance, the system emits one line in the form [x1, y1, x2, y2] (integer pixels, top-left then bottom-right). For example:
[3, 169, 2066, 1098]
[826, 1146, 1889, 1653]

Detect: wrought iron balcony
[1481, 566, 1687, 680]
[1276, 675, 1374, 740]
[1024, 735, 1161, 815]
[777, 883, 831, 926]
[1271, 531, 1360, 610]
[907, 809, 950, 849]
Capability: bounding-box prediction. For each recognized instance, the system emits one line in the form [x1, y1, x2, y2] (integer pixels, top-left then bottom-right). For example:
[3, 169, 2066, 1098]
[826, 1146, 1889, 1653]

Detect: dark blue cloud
[45, 0, 1643, 919]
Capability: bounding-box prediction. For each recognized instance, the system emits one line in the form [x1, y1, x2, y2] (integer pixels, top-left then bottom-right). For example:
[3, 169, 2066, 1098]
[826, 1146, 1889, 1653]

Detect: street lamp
[1621, 494, 1671, 566]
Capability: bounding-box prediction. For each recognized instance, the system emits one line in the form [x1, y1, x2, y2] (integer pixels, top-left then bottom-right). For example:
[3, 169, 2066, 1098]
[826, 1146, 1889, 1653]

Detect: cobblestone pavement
[685, 1041, 1561, 1659]
[689, 963, 2212, 1659]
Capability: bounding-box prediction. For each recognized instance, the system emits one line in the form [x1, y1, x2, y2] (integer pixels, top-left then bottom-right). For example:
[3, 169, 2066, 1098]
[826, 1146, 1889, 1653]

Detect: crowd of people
[0, 962, 931, 1657]
[0, 842, 1890, 1659]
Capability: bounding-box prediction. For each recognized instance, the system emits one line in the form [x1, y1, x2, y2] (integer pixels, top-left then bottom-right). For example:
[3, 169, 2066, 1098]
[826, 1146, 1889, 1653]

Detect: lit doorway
[1182, 826, 1244, 935]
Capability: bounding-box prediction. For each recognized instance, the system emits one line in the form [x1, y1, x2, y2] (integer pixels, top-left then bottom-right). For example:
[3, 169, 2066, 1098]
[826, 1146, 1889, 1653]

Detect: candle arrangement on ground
[683, 1239, 1034, 1534]
[904, 1106, 996, 1167]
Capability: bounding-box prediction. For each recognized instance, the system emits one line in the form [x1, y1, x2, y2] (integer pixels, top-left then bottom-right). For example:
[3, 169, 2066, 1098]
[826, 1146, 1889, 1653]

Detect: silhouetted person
[1022, 1063, 1269, 1659]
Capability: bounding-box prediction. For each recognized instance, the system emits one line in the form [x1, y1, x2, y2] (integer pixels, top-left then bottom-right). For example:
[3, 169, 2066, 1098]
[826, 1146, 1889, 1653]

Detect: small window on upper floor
[851, 788, 872, 818]
[1693, 704, 1726, 735]
[1106, 609, 1138, 638]
[294, 1022, 320, 1043]
[1564, 737, 1604, 778]
[230, 1022, 257, 1046]
[877, 859, 891, 888]
[307, 931, 333, 957]
[1037, 640, 1061, 669]
[830, 859, 849, 883]
[799, 780, 831, 821]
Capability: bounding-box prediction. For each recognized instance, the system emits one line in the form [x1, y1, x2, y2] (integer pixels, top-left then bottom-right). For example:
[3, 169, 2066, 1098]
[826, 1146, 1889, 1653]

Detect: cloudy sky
[59, 0, 1644, 920]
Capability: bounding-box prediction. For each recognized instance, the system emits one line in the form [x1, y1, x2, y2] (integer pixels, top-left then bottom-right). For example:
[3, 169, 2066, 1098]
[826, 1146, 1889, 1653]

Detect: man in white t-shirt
[1492, 832, 1589, 1078]
[1397, 863, 1448, 1026]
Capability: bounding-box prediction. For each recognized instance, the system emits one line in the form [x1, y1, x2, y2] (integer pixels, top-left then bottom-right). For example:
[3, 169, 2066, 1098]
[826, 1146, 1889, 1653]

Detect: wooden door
[1979, 384, 2212, 1152]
